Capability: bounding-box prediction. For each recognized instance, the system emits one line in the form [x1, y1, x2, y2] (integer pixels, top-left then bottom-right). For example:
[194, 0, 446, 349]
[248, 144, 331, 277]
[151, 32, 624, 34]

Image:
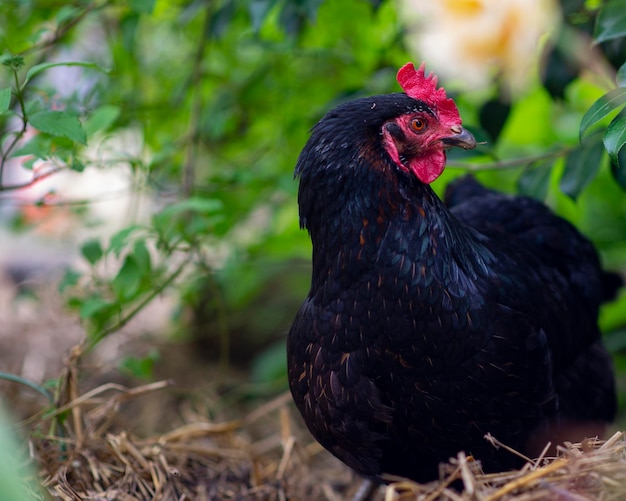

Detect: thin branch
[3, 188, 134, 206]
[87, 255, 192, 349]
[181, 4, 213, 197]
[0, 166, 67, 192]
[17, 2, 102, 57]
[0, 71, 30, 184]
[447, 147, 574, 171]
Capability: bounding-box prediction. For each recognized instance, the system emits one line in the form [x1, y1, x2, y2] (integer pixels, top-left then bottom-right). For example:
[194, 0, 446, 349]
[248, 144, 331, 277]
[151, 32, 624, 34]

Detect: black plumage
[287, 86, 619, 483]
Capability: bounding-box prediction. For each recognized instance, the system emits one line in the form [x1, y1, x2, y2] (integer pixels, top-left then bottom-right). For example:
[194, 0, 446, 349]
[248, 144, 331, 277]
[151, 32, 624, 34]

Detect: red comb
[397, 62, 461, 126]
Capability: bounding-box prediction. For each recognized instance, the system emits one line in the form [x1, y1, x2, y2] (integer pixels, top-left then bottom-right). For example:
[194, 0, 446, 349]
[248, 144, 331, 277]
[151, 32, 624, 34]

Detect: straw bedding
[25, 350, 626, 500]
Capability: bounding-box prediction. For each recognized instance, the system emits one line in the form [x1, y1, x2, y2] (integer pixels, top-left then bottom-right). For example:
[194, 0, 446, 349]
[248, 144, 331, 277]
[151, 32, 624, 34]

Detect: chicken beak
[441, 126, 476, 150]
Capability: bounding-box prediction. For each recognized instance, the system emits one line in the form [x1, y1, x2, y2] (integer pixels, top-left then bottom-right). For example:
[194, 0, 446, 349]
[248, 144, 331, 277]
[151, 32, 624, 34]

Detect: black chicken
[287, 62, 619, 483]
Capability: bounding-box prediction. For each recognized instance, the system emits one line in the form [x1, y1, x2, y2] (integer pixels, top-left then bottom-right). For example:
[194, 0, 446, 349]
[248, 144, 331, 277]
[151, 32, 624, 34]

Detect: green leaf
[559, 141, 605, 199]
[132, 239, 151, 273]
[249, 0, 278, 32]
[130, 0, 156, 14]
[83, 105, 121, 136]
[0, 408, 42, 500]
[109, 225, 141, 257]
[71, 158, 85, 172]
[0, 87, 11, 114]
[153, 198, 223, 242]
[303, 0, 324, 20]
[23, 61, 108, 87]
[0, 372, 53, 402]
[112, 255, 142, 300]
[121, 14, 140, 52]
[251, 340, 288, 385]
[618, 62, 626, 88]
[55, 5, 81, 24]
[11, 134, 51, 161]
[209, 0, 236, 39]
[158, 197, 223, 218]
[603, 111, 626, 163]
[579, 88, 626, 140]
[594, 0, 626, 43]
[81, 239, 104, 265]
[517, 160, 553, 200]
[29, 110, 87, 145]
[80, 296, 112, 320]
[58, 268, 81, 293]
[604, 327, 626, 353]
[610, 144, 626, 189]
[119, 350, 160, 379]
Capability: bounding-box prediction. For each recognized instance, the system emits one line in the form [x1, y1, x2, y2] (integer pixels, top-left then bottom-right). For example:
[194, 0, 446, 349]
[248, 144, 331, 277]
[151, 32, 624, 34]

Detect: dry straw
[23, 348, 626, 500]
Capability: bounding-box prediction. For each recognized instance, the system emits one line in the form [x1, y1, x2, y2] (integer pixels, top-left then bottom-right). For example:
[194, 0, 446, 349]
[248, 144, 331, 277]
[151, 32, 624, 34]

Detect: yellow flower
[398, 0, 560, 93]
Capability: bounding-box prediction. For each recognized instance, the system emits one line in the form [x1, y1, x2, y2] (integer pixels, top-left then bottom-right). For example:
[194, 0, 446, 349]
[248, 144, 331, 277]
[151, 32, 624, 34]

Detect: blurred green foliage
[0, 0, 625, 405]
[0, 406, 41, 500]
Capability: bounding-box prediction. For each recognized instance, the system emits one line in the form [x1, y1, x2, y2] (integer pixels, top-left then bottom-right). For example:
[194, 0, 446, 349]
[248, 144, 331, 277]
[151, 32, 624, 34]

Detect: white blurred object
[1, 127, 151, 241]
[398, 0, 561, 93]
[0, 126, 153, 292]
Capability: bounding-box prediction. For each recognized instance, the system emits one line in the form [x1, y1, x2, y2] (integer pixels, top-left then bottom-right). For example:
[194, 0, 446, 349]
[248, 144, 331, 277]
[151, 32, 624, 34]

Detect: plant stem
[0, 166, 67, 192]
[0, 373, 54, 403]
[447, 147, 574, 171]
[87, 255, 192, 349]
[0, 70, 29, 188]
[181, 3, 213, 197]
[18, 2, 102, 57]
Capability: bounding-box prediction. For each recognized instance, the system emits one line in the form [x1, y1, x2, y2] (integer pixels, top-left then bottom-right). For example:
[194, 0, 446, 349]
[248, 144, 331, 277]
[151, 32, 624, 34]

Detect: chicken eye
[410, 118, 427, 132]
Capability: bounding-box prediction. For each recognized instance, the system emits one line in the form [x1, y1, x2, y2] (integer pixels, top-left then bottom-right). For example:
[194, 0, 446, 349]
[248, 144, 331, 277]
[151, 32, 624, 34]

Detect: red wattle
[410, 151, 446, 184]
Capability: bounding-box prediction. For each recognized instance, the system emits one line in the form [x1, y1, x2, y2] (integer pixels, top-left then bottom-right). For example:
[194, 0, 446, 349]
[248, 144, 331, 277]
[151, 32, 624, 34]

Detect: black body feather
[287, 94, 618, 483]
